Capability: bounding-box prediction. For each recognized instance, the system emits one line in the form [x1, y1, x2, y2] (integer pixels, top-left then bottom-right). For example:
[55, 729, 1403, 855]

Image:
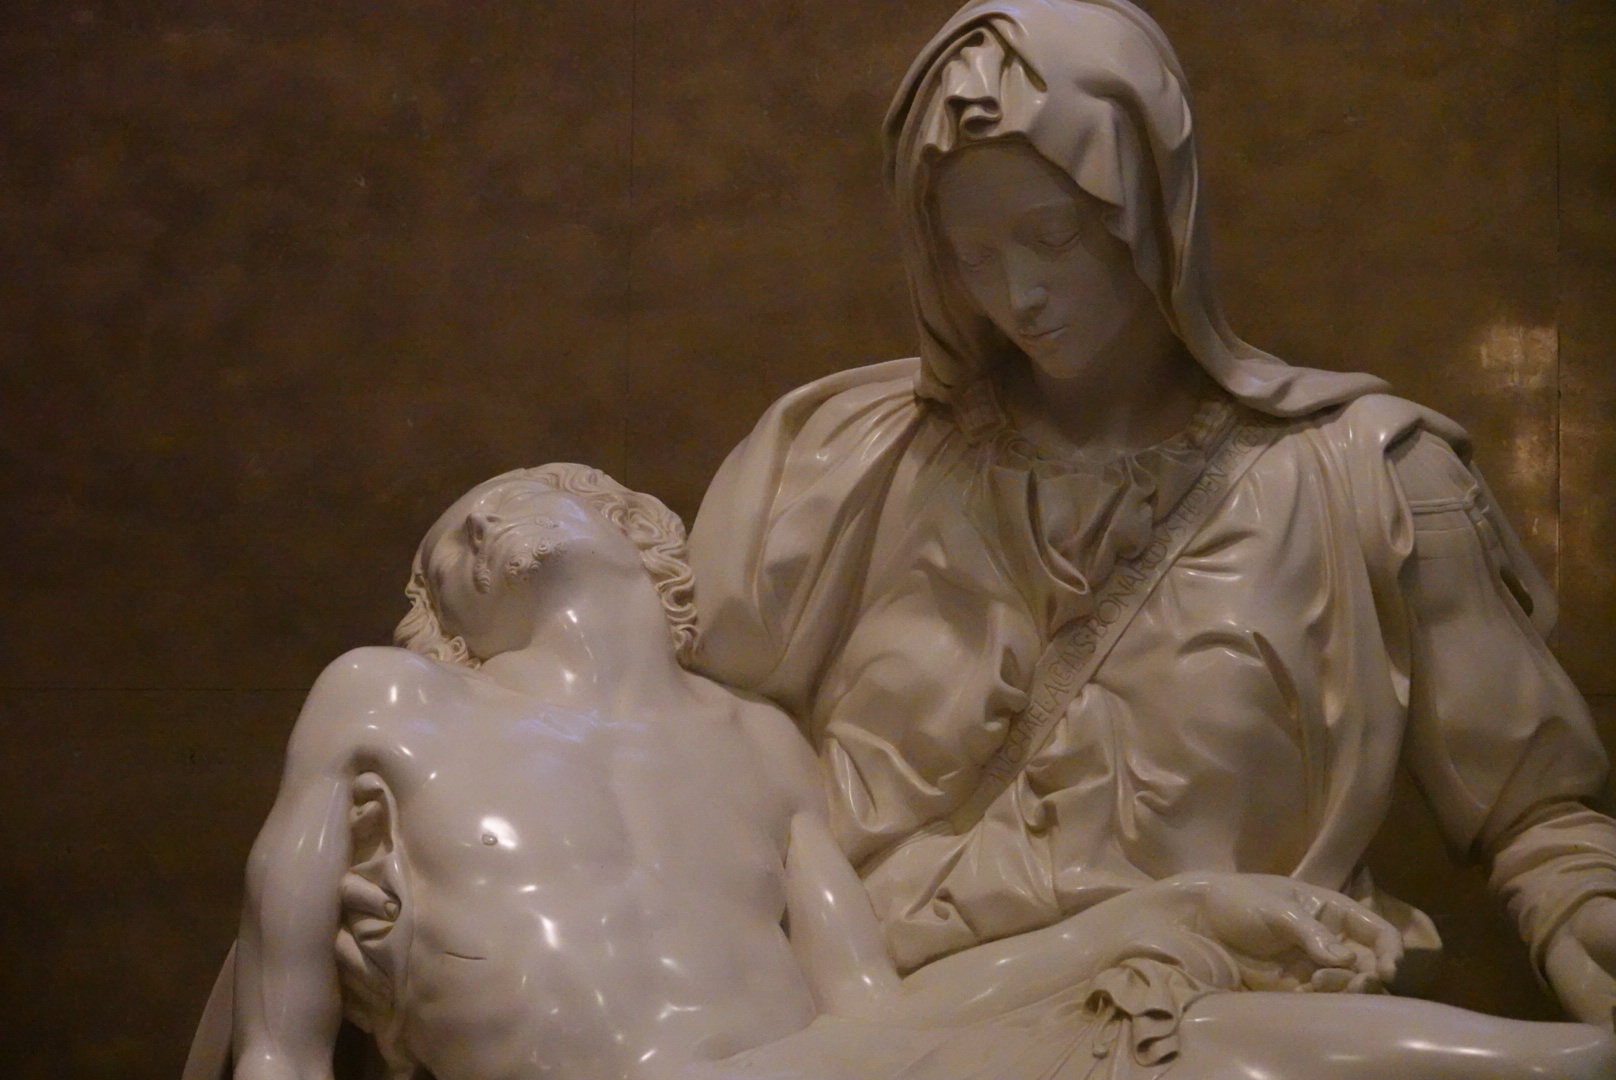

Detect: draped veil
[884, 0, 1387, 431]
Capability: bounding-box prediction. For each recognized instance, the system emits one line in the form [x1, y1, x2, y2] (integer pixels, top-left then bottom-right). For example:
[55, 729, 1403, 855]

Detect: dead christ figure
[230, 466, 1613, 1080]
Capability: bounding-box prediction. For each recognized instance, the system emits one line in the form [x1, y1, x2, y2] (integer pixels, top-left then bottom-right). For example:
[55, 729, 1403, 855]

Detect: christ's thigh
[1172, 992, 1615, 1080]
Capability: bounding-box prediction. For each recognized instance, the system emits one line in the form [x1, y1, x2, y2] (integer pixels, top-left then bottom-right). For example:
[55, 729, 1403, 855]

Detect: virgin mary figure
[689, 0, 1616, 1042]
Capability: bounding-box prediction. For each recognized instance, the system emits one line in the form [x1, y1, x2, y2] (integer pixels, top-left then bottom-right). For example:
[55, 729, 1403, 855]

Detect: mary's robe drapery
[689, 358, 1616, 976]
[690, 0, 1616, 986]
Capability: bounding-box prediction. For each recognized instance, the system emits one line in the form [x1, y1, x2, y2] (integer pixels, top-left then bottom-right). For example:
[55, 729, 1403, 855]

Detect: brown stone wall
[1, 1, 1611, 1075]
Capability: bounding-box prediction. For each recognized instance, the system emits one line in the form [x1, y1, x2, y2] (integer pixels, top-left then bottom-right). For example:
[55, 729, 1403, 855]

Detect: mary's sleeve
[1389, 424, 1616, 972]
[688, 358, 924, 718]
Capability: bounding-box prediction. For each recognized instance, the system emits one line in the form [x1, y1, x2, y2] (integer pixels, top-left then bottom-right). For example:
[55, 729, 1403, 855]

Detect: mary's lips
[1020, 326, 1066, 345]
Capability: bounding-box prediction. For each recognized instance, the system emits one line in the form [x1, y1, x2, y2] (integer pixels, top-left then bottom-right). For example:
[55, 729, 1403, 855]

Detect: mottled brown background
[1, 1, 1612, 1076]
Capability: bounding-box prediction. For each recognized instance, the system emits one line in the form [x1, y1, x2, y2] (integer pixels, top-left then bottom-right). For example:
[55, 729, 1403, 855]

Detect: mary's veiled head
[886, 0, 1385, 430]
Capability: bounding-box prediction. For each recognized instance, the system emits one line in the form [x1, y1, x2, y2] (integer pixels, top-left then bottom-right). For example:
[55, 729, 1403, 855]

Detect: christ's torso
[331, 650, 820, 1080]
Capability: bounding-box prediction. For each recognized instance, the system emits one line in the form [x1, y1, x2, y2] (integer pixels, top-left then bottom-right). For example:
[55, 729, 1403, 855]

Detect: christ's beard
[473, 534, 561, 594]
[501, 539, 559, 583]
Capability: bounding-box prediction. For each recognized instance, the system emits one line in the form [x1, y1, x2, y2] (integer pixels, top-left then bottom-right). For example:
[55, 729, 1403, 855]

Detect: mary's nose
[1005, 262, 1049, 324]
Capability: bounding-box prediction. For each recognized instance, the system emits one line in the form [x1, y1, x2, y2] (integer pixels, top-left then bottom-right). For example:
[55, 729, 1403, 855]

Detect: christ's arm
[234, 650, 399, 1080]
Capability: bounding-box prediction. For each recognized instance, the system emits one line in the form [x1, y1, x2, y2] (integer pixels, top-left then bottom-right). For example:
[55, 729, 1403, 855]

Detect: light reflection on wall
[1475, 321, 1559, 563]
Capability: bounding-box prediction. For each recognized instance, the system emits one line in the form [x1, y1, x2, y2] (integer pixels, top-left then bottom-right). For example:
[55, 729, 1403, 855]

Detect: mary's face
[933, 140, 1158, 384]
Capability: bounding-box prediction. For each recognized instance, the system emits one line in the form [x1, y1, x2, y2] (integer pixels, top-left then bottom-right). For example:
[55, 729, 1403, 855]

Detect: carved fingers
[335, 929, 392, 1025]
[335, 870, 403, 1032]
[1308, 889, 1403, 986]
[1266, 903, 1358, 972]
[1545, 900, 1616, 1029]
[1568, 896, 1616, 975]
[341, 873, 401, 929]
[1194, 875, 1399, 994]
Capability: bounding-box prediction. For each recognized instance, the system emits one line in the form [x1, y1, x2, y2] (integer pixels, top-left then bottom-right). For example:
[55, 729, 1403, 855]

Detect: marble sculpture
[187, 1, 1616, 1077]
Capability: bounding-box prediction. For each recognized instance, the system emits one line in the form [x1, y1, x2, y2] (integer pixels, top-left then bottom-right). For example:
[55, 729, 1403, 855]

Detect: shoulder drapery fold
[690, 359, 926, 717]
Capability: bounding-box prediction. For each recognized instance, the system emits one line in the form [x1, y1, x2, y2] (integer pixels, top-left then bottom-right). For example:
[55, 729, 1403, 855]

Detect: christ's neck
[477, 562, 687, 711]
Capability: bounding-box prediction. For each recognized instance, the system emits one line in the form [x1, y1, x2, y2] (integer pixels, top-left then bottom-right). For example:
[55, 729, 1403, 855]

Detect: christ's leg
[1174, 991, 1616, 1080]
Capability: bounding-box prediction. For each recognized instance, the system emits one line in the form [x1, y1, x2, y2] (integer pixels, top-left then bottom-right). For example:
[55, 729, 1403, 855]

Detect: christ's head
[394, 465, 698, 667]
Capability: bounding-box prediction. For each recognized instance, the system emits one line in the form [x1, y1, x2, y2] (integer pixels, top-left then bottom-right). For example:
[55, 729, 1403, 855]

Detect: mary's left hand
[1182, 873, 1401, 993]
[1546, 895, 1616, 1029]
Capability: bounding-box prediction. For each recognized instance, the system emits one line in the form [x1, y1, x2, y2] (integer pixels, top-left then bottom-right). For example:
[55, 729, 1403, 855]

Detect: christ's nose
[466, 512, 504, 549]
